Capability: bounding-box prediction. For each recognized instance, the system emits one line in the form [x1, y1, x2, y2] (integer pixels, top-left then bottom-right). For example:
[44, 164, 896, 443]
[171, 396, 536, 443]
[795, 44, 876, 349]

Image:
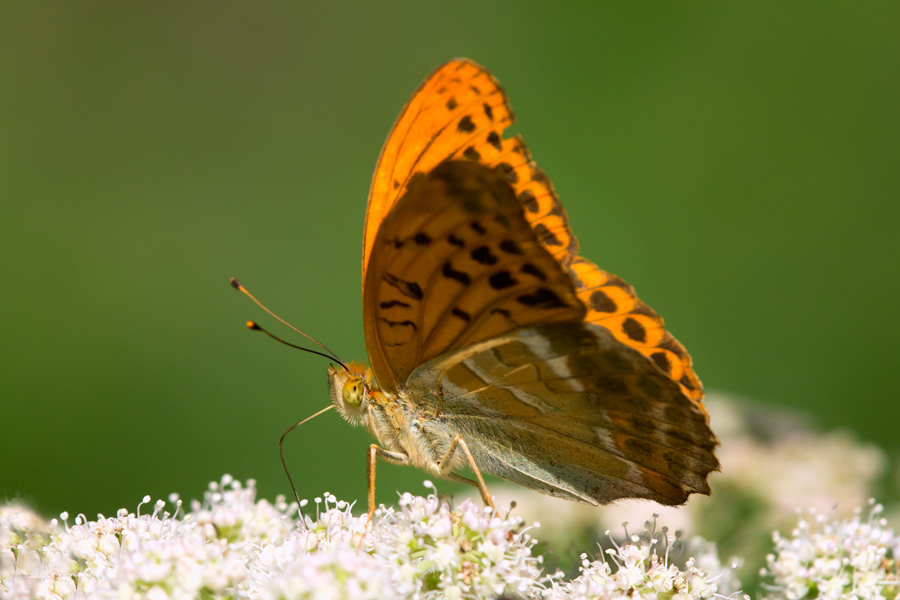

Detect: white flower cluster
[546, 519, 740, 600]
[246, 483, 545, 600]
[0, 475, 293, 599]
[761, 501, 900, 600]
[0, 476, 735, 600]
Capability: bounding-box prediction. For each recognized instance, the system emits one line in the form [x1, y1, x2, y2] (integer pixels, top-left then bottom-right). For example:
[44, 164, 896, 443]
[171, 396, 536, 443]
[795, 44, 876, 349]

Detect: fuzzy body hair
[328, 364, 466, 478]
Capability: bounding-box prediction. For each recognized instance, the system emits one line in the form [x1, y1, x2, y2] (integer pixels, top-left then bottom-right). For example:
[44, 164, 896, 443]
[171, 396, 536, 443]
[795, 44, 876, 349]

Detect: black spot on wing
[622, 317, 647, 343]
[447, 233, 465, 248]
[483, 102, 494, 121]
[457, 115, 476, 133]
[442, 261, 471, 285]
[590, 290, 617, 313]
[533, 223, 562, 246]
[379, 300, 411, 309]
[516, 287, 567, 308]
[679, 374, 696, 391]
[471, 246, 498, 265]
[381, 318, 417, 330]
[414, 232, 431, 245]
[518, 189, 539, 213]
[487, 131, 502, 151]
[650, 351, 671, 374]
[520, 263, 546, 280]
[446, 97, 458, 111]
[470, 221, 487, 235]
[451, 307, 471, 321]
[383, 273, 423, 300]
[463, 146, 481, 161]
[489, 271, 517, 290]
[499, 239, 521, 255]
[496, 162, 518, 184]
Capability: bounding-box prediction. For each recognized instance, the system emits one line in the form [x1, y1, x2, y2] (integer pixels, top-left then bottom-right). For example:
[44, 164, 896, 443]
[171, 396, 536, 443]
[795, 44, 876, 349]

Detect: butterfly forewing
[365, 61, 579, 276]
[406, 322, 718, 506]
[364, 59, 704, 402]
[364, 160, 586, 394]
[365, 60, 515, 282]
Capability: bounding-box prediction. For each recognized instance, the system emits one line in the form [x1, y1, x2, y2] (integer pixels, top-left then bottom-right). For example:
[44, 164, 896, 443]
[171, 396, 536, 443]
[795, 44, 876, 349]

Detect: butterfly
[327, 59, 719, 518]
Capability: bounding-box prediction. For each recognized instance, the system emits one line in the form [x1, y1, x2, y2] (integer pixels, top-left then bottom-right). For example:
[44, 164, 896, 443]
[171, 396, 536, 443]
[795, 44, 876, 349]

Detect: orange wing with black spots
[364, 58, 704, 403]
[364, 59, 578, 284]
[363, 160, 586, 394]
[568, 257, 704, 401]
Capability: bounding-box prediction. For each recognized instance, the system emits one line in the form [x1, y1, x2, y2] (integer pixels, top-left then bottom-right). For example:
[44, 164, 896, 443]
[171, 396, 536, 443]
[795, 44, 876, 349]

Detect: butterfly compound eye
[341, 376, 366, 408]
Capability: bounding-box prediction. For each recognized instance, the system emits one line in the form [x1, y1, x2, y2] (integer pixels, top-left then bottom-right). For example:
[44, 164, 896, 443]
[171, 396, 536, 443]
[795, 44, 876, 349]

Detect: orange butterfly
[327, 59, 718, 518]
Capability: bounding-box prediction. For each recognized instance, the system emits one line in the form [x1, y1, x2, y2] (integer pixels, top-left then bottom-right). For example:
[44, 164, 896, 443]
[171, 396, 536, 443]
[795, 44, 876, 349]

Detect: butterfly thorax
[328, 363, 461, 477]
[366, 389, 448, 474]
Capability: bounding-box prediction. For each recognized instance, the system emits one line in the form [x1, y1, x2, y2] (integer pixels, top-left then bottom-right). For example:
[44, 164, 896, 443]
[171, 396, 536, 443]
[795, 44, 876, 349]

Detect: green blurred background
[2, 2, 898, 520]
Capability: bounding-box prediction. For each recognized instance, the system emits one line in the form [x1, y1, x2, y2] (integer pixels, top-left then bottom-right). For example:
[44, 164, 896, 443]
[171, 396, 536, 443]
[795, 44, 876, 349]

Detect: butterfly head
[328, 362, 373, 427]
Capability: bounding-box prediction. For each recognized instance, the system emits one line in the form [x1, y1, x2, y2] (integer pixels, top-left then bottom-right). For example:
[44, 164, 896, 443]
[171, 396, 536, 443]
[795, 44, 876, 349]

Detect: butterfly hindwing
[406, 322, 719, 506]
[363, 160, 586, 394]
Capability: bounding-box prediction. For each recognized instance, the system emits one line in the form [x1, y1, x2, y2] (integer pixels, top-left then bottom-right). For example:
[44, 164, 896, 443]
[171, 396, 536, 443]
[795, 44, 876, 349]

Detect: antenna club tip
[247, 321, 261, 330]
[230, 278, 244, 290]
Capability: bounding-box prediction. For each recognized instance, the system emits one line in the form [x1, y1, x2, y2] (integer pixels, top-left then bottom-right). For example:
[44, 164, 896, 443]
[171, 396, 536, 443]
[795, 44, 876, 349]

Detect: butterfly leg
[438, 436, 495, 512]
[366, 444, 409, 524]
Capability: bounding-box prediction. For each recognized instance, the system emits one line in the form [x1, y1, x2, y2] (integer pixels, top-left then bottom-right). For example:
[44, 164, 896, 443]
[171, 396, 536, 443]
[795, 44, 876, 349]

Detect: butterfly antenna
[244, 321, 349, 370]
[230, 278, 349, 371]
[280, 404, 335, 524]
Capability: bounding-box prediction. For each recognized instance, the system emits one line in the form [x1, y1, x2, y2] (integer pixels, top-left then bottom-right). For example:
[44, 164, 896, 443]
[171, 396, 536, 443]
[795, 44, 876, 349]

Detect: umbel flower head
[247, 482, 546, 599]
[545, 516, 741, 600]
[0, 475, 737, 600]
[761, 500, 900, 600]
